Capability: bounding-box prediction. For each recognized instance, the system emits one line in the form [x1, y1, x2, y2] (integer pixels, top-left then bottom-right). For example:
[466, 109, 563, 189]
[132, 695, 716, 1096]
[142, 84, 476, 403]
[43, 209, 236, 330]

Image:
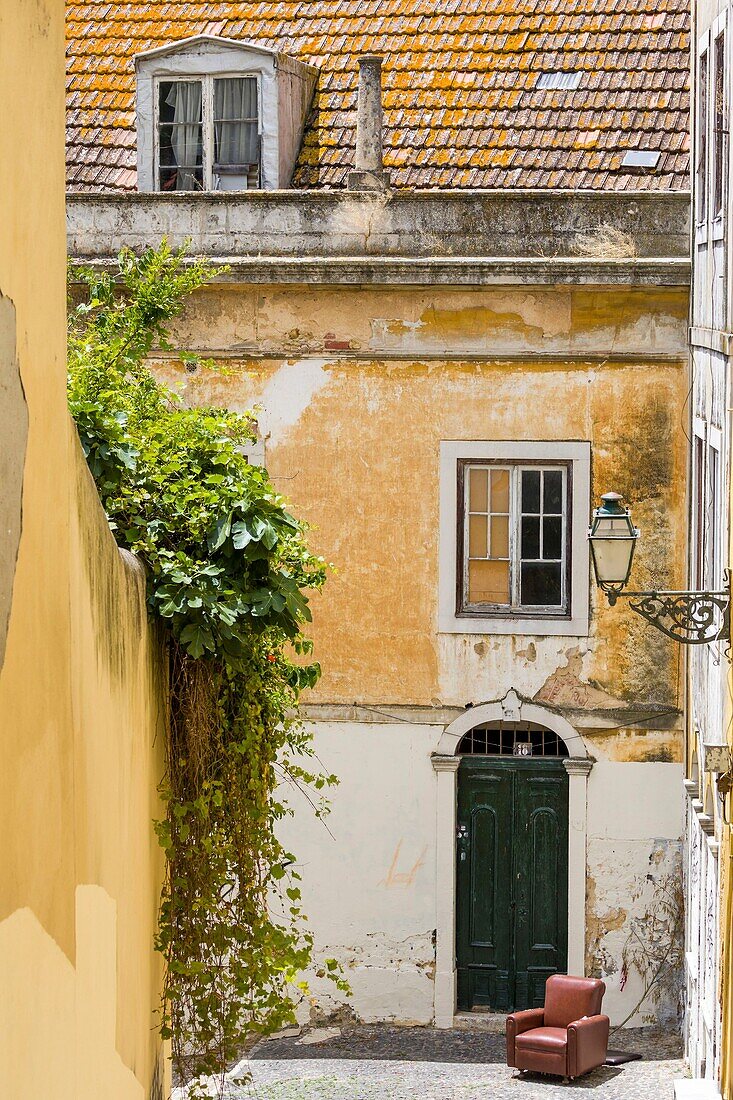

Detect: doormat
[605, 1050, 642, 1066]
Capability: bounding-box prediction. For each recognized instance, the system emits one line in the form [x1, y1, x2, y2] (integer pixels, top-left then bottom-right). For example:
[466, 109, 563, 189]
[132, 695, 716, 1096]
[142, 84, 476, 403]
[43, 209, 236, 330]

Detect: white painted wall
[279, 721, 438, 1024]
[281, 724, 684, 1028]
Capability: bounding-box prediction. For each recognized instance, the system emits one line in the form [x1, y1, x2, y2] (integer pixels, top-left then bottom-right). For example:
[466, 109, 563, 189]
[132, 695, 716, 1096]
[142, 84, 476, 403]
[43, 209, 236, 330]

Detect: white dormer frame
[135, 35, 317, 192]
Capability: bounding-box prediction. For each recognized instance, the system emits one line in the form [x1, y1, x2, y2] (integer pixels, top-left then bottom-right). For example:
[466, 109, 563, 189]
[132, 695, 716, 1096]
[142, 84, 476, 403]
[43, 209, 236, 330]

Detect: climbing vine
[67, 242, 345, 1095]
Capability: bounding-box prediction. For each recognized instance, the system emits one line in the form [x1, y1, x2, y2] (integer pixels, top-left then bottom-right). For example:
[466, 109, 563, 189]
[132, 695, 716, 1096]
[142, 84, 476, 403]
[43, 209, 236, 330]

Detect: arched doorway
[431, 691, 592, 1028]
[456, 719, 569, 1013]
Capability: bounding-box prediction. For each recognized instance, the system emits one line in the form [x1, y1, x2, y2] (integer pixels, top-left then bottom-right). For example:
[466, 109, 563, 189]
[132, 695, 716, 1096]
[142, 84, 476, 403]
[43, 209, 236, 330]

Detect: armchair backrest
[543, 974, 605, 1028]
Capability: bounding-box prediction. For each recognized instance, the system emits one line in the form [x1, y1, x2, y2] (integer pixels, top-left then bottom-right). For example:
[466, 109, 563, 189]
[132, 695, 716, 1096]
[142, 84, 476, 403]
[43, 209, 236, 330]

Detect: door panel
[469, 806, 498, 946]
[514, 771, 569, 1009]
[457, 767, 513, 1011]
[456, 757, 568, 1013]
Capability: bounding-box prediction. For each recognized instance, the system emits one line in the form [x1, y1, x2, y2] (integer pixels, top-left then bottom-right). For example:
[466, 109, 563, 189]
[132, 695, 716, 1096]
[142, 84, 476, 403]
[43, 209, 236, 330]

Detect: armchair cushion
[516, 1027, 568, 1053]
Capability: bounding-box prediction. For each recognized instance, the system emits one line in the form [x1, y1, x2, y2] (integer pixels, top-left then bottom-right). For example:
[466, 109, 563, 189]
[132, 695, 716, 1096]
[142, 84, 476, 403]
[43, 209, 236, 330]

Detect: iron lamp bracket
[599, 572, 731, 645]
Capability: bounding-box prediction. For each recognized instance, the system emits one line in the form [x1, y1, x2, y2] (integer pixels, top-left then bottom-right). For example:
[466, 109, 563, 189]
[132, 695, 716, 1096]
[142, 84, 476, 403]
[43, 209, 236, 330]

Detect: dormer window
[158, 77, 260, 191]
[135, 36, 317, 193]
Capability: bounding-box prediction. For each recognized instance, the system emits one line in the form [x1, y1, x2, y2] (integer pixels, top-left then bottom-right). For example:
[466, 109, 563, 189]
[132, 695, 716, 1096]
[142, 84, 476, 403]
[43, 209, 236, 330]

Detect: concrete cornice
[298, 701, 683, 731]
[563, 758, 595, 776]
[67, 190, 690, 287]
[70, 254, 690, 287]
[431, 754, 461, 773]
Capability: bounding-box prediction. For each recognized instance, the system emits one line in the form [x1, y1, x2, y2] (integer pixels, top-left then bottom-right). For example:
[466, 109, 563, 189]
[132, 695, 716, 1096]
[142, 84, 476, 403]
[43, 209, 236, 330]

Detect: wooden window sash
[155, 73, 261, 192]
[458, 460, 570, 618]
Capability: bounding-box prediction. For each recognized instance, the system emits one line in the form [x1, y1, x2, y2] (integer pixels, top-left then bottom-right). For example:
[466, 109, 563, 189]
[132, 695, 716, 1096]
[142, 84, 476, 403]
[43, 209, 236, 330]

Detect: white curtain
[166, 81, 202, 190]
[214, 78, 258, 167]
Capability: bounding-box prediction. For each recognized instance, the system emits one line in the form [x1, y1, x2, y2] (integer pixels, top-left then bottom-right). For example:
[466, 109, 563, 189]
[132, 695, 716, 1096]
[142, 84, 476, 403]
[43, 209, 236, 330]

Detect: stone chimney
[348, 55, 390, 191]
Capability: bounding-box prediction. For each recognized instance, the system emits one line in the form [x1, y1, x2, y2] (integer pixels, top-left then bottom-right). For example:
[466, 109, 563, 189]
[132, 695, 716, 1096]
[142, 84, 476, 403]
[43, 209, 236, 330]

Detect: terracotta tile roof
[66, 0, 690, 192]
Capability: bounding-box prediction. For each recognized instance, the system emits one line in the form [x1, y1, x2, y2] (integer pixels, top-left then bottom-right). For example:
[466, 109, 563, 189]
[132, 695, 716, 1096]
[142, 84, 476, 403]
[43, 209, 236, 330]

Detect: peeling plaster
[301, 932, 436, 1025]
[535, 647, 627, 710]
[586, 837, 683, 1026]
[438, 634, 596, 706]
[258, 357, 332, 448]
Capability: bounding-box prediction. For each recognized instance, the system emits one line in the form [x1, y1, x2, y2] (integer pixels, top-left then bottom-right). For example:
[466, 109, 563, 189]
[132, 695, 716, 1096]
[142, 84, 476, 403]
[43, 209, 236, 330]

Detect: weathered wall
[285, 722, 438, 1025]
[67, 189, 689, 1028]
[281, 723, 683, 1028]
[0, 2, 167, 1098]
[67, 190, 690, 260]
[155, 281, 689, 744]
[686, 0, 731, 1090]
[151, 276, 688, 1027]
[155, 272, 691, 1020]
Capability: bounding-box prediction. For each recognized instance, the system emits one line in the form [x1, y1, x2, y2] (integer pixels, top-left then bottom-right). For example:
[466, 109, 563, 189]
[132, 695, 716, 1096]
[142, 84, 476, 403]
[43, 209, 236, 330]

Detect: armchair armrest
[506, 1008, 545, 1067]
[567, 1014, 610, 1078]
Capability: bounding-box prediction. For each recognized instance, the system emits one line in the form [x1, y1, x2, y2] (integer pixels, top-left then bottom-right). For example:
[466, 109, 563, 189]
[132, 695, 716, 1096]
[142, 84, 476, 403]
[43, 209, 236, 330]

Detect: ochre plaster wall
[153, 278, 688, 1026]
[158, 280, 689, 763]
[0, 2, 167, 1097]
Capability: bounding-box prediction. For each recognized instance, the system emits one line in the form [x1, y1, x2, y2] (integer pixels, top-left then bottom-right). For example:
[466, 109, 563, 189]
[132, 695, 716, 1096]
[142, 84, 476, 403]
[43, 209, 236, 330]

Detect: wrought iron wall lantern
[588, 492, 731, 645]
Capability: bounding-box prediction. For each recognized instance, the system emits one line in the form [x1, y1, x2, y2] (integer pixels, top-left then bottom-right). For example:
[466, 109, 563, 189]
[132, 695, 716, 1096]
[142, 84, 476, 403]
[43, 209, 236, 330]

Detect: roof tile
[66, 0, 690, 192]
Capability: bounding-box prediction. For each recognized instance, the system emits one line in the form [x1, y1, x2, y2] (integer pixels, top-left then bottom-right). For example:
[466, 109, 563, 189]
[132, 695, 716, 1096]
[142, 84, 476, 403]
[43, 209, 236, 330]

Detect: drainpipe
[348, 54, 390, 191]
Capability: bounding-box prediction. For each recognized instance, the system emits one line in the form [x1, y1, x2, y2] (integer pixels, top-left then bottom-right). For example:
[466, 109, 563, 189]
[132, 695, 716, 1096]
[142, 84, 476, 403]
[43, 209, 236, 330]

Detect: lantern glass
[588, 494, 639, 589]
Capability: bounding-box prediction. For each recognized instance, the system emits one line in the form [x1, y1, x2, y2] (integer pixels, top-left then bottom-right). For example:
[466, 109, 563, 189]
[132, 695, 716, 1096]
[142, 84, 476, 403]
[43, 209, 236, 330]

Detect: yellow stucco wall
[0, 2, 168, 1098]
[157, 279, 689, 763]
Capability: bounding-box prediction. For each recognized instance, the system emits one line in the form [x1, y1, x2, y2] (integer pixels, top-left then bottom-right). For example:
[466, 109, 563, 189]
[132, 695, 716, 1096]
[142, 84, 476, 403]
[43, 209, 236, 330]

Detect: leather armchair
[506, 975, 609, 1080]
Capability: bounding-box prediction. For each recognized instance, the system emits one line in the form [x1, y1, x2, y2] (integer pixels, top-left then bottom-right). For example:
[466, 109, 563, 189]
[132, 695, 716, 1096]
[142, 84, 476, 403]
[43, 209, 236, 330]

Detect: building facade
[685, 1, 733, 1097]
[66, 1, 692, 1031]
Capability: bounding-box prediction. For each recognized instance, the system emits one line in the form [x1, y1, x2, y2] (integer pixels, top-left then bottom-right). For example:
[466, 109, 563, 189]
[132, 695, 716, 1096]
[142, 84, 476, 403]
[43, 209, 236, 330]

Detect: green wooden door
[456, 756, 568, 1012]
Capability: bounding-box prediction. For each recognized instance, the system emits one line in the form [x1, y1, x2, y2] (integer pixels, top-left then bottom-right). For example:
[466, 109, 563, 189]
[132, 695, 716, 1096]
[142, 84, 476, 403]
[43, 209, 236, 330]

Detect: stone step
[453, 1011, 507, 1033]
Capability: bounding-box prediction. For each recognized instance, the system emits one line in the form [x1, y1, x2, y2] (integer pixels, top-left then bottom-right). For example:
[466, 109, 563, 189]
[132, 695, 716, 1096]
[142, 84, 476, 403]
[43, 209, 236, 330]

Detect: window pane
[214, 77, 259, 171]
[469, 467, 488, 512]
[521, 515, 540, 559]
[715, 34, 725, 216]
[490, 468, 510, 512]
[522, 469, 540, 513]
[159, 81, 203, 191]
[543, 470, 563, 513]
[469, 560, 510, 605]
[699, 52, 708, 222]
[491, 515, 509, 557]
[469, 514, 488, 558]
[521, 562, 562, 606]
[543, 516, 562, 559]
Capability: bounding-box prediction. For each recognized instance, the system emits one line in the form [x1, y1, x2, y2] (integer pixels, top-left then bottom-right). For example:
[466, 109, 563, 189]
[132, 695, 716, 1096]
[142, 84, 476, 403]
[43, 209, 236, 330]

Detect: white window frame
[692, 417, 707, 591]
[154, 73, 262, 192]
[706, 427, 722, 590]
[696, 29, 711, 246]
[460, 462, 569, 616]
[439, 441, 590, 636]
[711, 11, 728, 242]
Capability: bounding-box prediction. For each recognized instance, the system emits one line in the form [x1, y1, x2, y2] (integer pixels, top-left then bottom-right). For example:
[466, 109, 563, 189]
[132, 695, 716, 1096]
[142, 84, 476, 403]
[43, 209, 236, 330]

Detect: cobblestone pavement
[222, 1024, 686, 1099]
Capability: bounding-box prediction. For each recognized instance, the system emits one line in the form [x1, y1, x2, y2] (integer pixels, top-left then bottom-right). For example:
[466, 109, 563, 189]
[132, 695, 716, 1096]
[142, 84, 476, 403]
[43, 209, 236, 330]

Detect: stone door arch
[431, 689, 592, 1028]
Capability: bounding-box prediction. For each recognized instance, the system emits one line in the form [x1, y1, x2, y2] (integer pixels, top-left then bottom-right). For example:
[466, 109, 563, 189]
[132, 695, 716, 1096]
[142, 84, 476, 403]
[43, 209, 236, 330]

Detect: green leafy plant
[68, 242, 347, 1095]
